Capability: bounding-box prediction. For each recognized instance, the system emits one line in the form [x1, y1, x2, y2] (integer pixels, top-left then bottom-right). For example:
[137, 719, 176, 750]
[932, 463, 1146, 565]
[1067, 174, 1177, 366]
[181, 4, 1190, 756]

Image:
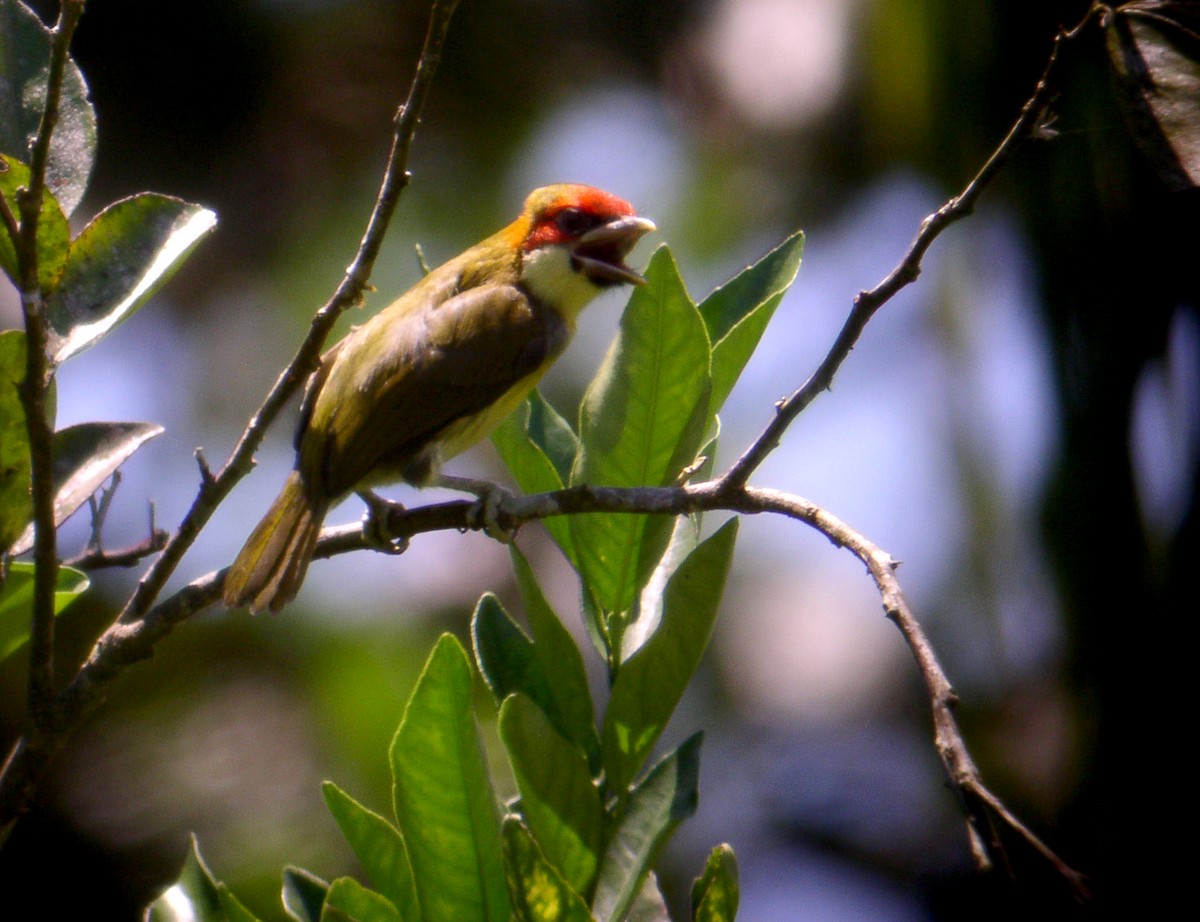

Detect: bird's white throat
[521, 244, 604, 321]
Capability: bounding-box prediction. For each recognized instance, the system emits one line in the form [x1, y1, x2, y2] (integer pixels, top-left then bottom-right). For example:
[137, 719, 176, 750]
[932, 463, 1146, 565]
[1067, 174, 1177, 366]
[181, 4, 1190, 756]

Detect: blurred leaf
[321, 878, 403, 922]
[700, 231, 804, 417]
[8, 420, 164, 555]
[282, 867, 328, 922]
[0, 0, 96, 217]
[0, 154, 70, 292]
[46, 193, 217, 363]
[499, 693, 603, 897]
[0, 329, 30, 552]
[144, 835, 262, 922]
[1107, 2, 1200, 189]
[390, 634, 510, 922]
[602, 520, 737, 794]
[0, 560, 87, 660]
[322, 782, 418, 920]
[591, 734, 703, 922]
[570, 246, 712, 617]
[492, 391, 578, 562]
[690, 844, 739, 922]
[626, 872, 670, 922]
[510, 546, 599, 764]
[502, 818, 593, 922]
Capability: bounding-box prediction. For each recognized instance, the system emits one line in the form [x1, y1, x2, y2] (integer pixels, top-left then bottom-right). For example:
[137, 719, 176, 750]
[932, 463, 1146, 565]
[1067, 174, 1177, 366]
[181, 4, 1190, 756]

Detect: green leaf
[0, 329, 31, 552]
[1107, 2, 1200, 189]
[502, 818, 593, 922]
[282, 867, 328, 922]
[690, 844, 739, 922]
[0, 0, 97, 216]
[9, 420, 164, 555]
[492, 391, 578, 563]
[626, 872, 670, 922]
[700, 231, 804, 418]
[570, 246, 712, 618]
[510, 547, 599, 765]
[591, 735, 703, 922]
[499, 694, 603, 897]
[0, 560, 87, 661]
[144, 835, 263, 922]
[322, 782, 418, 920]
[390, 634, 510, 922]
[0, 154, 70, 292]
[602, 520, 737, 794]
[321, 878, 403, 922]
[46, 193, 217, 363]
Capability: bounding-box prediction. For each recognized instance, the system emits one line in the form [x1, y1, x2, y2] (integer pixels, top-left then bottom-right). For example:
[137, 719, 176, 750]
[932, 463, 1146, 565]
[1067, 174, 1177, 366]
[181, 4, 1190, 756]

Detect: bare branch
[722, 3, 1106, 490]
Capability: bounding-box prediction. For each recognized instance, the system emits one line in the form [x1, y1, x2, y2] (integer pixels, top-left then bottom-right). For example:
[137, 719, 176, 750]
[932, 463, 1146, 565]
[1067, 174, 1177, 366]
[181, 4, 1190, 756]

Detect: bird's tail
[223, 472, 327, 614]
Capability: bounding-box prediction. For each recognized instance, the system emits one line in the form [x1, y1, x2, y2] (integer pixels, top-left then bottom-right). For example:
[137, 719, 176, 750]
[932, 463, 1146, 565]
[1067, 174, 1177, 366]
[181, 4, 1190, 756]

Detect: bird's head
[513, 184, 656, 320]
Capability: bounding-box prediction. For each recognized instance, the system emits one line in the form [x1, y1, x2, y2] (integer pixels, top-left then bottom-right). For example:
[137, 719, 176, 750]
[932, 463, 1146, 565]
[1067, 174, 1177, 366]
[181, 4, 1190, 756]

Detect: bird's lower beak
[572, 215, 657, 286]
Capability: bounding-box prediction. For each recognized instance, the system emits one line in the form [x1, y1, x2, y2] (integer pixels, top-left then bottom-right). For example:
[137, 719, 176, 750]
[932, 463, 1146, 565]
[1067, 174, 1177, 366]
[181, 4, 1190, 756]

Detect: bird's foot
[357, 490, 409, 555]
[436, 475, 519, 543]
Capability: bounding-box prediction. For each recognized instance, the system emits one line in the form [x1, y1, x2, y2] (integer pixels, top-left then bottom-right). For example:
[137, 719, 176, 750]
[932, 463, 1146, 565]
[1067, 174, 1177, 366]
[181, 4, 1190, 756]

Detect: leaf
[1107, 2, 1200, 189]
[570, 246, 712, 618]
[47, 193, 217, 363]
[492, 391, 579, 562]
[591, 735, 703, 922]
[0, 560, 87, 661]
[602, 520, 737, 794]
[0, 153, 70, 292]
[9, 420, 164, 555]
[0, 329, 30, 552]
[144, 835, 263, 922]
[700, 231, 804, 418]
[626, 873, 671, 922]
[390, 634, 510, 922]
[499, 693, 603, 897]
[502, 818, 593, 922]
[282, 867, 328, 922]
[321, 878, 403, 922]
[690, 844, 739, 922]
[322, 782, 418, 920]
[0, 0, 97, 216]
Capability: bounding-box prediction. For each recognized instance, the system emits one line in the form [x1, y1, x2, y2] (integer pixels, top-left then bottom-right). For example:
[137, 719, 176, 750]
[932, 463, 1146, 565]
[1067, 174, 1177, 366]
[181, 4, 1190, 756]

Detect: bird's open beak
[572, 215, 657, 287]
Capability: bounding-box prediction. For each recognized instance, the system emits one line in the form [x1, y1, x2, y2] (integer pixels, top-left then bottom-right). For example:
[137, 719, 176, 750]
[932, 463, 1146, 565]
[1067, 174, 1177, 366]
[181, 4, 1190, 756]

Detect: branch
[0, 0, 461, 842]
[722, 3, 1105, 489]
[15, 0, 87, 725]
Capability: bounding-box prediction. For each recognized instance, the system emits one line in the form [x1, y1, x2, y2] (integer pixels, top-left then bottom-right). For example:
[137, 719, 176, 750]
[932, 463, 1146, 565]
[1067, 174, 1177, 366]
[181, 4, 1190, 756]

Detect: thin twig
[0, 0, 461, 841]
[722, 4, 1105, 490]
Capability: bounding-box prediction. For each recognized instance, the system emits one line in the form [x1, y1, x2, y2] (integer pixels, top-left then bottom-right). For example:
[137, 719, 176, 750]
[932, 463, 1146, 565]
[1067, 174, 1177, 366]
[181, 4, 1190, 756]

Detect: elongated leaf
[322, 782, 418, 920]
[0, 0, 97, 216]
[472, 593, 554, 708]
[283, 867, 328, 922]
[0, 329, 30, 552]
[500, 693, 603, 897]
[390, 634, 510, 922]
[0, 560, 87, 661]
[7, 420, 164, 555]
[492, 391, 578, 562]
[701, 231, 804, 418]
[690, 844, 739, 922]
[603, 520, 737, 794]
[144, 835, 262, 922]
[322, 878, 403, 922]
[592, 735, 703, 922]
[1107, 2, 1200, 189]
[570, 246, 712, 618]
[510, 547, 599, 764]
[47, 193, 217, 363]
[502, 818, 593, 922]
[626, 873, 670, 922]
[0, 154, 70, 292]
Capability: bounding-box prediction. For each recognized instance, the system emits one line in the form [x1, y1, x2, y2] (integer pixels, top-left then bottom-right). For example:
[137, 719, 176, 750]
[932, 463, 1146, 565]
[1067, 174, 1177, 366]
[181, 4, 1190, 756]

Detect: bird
[223, 184, 655, 613]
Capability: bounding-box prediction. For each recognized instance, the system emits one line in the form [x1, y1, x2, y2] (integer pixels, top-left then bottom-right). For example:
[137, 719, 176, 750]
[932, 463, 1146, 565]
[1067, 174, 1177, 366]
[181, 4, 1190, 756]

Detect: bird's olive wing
[301, 283, 567, 497]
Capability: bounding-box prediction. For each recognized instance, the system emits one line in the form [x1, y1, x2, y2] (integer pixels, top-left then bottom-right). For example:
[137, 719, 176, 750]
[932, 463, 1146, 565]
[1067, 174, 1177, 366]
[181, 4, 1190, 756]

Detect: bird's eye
[555, 207, 596, 237]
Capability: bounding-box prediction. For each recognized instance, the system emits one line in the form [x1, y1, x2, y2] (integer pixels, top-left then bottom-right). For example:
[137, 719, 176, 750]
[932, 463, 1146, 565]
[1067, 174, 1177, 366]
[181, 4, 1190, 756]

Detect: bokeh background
[2, 0, 1195, 918]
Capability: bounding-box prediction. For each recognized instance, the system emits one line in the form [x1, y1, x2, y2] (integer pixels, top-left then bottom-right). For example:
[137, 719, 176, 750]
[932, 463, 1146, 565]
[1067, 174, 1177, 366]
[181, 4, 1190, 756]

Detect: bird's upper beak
[571, 215, 657, 287]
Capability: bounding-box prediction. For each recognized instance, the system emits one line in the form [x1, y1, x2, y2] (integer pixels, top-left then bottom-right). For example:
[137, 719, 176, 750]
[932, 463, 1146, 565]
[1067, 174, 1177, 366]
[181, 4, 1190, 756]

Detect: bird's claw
[358, 490, 409, 555]
[438, 476, 518, 543]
